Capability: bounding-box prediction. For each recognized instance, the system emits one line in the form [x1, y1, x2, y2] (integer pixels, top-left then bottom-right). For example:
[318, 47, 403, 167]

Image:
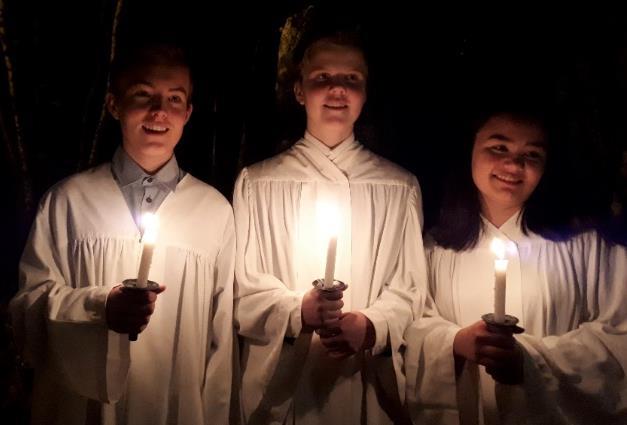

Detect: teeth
[143, 124, 168, 132]
[495, 174, 520, 183]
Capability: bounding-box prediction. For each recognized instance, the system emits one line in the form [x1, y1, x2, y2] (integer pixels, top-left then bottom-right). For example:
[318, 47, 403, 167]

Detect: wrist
[363, 317, 376, 349]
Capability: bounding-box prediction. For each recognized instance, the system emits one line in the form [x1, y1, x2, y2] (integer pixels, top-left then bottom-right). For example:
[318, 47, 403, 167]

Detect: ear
[106, 93, 119, 120]
[184, 103, 193, 124]
[293, 81, 305, 105]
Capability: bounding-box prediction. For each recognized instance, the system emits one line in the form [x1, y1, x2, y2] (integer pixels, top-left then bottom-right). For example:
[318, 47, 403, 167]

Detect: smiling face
[471, 113, 548, 222]
[294, 40, 367, 147]
[106, 63, 193, 172]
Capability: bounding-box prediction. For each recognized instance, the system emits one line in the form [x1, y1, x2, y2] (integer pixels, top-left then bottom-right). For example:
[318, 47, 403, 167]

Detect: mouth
[142, 123, 169, 134]
[493, 173, 522, 185]
[324, 104, 348, 110]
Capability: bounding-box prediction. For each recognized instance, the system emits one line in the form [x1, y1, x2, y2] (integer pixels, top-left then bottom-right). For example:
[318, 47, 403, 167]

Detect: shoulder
[241, 147, 312, 183]
[351, 147, 420, 189]
[38, 163, 113, 209]
[178, 173, 232, 214]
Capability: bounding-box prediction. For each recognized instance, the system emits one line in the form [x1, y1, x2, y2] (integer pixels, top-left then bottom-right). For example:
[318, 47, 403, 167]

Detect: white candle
[317, 202, 340, 289]
[137, 213, 159, 288]
[490, 238, 508, 323]
[324, 235, 337, 289]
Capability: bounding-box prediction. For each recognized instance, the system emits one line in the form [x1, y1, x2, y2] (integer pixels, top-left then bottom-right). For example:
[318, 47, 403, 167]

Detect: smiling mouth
[493, 173, 522, 185]
[324, 104, 348, 110]
[142, 124, 169, 134]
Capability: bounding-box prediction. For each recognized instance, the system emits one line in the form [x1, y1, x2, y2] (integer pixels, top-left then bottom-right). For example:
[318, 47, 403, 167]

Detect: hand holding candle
[490, 238, 508, 324]
[137, 213, 159, 287]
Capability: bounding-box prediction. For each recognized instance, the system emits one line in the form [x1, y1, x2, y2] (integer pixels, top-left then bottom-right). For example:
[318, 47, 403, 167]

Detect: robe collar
[302, 131, 357, 162]
[481, 209, 526, 243]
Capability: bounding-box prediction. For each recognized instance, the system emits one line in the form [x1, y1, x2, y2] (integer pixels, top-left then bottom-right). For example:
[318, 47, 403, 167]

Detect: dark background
[1, 1, 626, 422]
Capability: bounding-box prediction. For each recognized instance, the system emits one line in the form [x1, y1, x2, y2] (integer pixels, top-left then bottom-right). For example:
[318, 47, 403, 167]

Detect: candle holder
[312, 279, 347, 337]
[123, 278, 160, 341]
[312, 278, 347, 293]
[482, 313, 524, 385]
[481, 313, 524, 335]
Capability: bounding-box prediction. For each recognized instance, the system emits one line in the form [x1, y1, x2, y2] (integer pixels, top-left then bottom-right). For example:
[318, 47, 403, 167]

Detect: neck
[123, 147, 171, 174]
[307, 127, 353, 149]
[480, 199, 521, 228]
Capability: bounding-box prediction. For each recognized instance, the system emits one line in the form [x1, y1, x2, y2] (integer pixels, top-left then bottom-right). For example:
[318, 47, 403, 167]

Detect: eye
[169, 95, 184, 104]
[313, 73, 330, 82]
[524, 150, 546, 162]
[488, 144, 508, 154]
[133, 90, 150, 98]
[345, 73, 362, 83]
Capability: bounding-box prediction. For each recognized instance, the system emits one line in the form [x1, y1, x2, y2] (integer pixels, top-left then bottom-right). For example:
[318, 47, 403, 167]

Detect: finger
[315, 326, 342, 338]
[476, 334, 515, 349]
[136, 303, 156, 316]
[321, 309, 342, 321]
[320, 299, 344, 311]
[476, 356, 503, 369]
[319, 334, 347, 346]
[151, 284, 166, 295]
[121, 288, 157, 304]
[316, 327, 341, 338]
[321, 318, 341, 329]
[476, 345, 516, 362]
[319, 290, 343, 301]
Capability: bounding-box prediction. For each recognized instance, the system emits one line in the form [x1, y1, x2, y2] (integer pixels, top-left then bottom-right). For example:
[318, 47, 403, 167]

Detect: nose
[328, 76, 347, 93]
[503, 154, 525, 169]
[149, 95, 167, 119]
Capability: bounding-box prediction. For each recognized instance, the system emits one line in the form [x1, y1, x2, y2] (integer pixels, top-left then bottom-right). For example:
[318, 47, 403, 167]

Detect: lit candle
[137, 213, 159, 288]
[490, 238, 508, 323]
[317, 202, 340, 289]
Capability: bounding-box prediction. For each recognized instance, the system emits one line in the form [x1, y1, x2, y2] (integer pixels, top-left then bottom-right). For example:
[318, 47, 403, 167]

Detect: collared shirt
[110, 147, 185, 226]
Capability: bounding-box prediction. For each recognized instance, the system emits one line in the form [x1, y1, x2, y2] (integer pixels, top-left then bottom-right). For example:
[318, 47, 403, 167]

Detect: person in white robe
[405, 109, 627, 425]
[9, 44, 235, 425]
[234, 30, 426, 424]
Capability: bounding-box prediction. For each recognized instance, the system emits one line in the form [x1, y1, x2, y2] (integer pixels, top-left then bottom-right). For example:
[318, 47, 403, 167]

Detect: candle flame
[490, 238, 506, 260]
[316, 201, 340, 238]
[142, 213, 159, 244]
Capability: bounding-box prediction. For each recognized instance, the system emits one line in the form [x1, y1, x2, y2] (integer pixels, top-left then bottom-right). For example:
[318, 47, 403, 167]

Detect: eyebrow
[486, 133, 546, 148]
[130, 80, 188, 95]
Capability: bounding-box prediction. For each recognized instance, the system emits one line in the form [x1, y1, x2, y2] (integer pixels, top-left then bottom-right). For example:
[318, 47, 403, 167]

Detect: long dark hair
[431, 105, 583, 251]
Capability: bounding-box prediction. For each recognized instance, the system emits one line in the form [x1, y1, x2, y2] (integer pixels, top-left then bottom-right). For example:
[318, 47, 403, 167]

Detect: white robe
[233, 134, 427, 424]
[405, 213, 627, 425]
[10, 164, 235, 425]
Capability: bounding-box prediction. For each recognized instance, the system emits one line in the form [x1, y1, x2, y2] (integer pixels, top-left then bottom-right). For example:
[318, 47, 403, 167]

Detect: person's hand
[319, 312, 375, 359]
[301, 288, 344, 331]
[105, 284, 166, 335]
[453, 320, 523, 384]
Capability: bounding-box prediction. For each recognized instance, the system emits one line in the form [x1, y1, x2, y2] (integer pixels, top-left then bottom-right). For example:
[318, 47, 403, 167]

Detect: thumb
[152, 284, 167, 295]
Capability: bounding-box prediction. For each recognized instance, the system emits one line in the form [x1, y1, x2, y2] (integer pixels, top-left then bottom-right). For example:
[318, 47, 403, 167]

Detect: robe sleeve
[233, 168, 306, 420]
[233, 168, 303, 339]
[202, 210, 236, 425]
[404, 246, 463, 425]
[359, 183, 428, 404]
[514, 235, 627, 424]
[9, 188, 129, 403]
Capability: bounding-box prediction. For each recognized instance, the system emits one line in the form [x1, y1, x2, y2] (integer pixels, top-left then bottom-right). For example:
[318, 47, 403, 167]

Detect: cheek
[168, 106, 190, 120]
[471, 152, 486, 181]
[525, 165, 545, 190]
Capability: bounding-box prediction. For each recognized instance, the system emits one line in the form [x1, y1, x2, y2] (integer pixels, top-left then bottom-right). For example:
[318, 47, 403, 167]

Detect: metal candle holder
[482, 313, 525, 385]
[122, 278, 160, 341]
[312, 279, 347, 337]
